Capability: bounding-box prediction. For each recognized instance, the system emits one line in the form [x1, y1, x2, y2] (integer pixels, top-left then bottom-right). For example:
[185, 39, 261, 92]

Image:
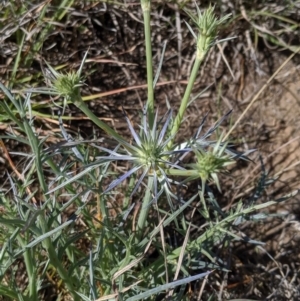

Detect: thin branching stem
[141, 0, 155, 129]
[136, 176, 154, 241]
[72, 96, 124, 141]
[170, 57, 202, 140]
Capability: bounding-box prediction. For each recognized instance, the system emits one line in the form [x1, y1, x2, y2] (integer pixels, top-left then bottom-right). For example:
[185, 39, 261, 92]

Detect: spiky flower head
[189, 139, 234, 192]
[185, 4, 231, 60]
[48, 68, 82, 100]
[43, 51, 87, 101]
[30, 52, 88, 103]
[176, 111, 254, 191]
[95, 108, 188, 202]
[27, 52, 88, 114]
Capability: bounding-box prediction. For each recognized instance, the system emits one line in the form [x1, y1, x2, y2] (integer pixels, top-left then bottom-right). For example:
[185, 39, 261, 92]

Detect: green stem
[136, 177, 154, 242]
[141, 0, 154, 129]
[168, 57, 202, 148]
[164, 168, 198, 177]
[200, 179, 210, 221]
[21, 235, 37, 300]
[73, 97, 124, 142]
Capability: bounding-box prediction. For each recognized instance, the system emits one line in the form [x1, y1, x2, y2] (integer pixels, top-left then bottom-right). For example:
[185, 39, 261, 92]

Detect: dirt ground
[0, 1, 300, 300]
